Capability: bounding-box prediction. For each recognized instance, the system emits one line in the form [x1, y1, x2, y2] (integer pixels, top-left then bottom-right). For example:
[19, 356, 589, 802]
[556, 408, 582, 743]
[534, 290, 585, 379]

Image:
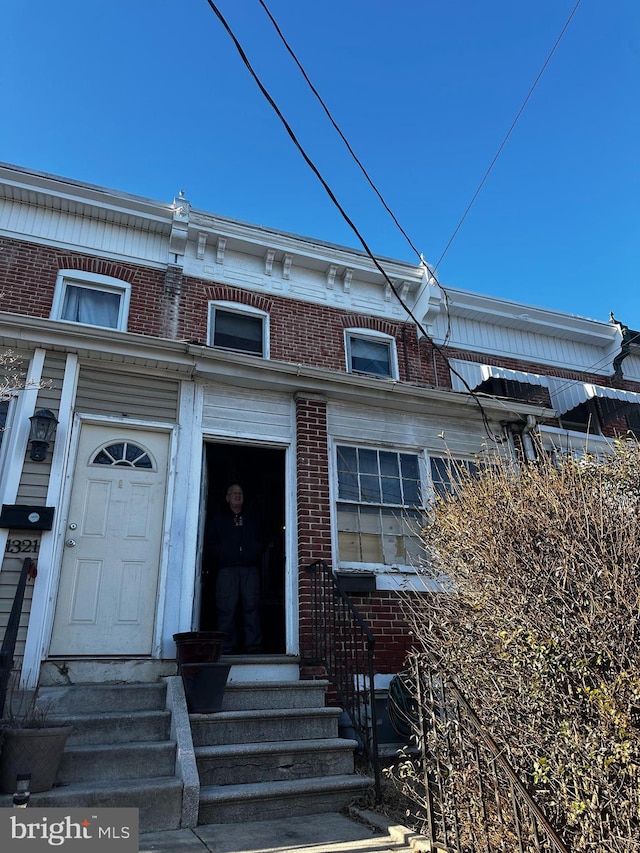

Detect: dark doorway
[199, 442, 286, 654]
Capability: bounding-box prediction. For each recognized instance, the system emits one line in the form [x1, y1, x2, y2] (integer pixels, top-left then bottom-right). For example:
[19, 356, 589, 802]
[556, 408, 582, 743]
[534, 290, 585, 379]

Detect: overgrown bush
[401, 440, 640, 851]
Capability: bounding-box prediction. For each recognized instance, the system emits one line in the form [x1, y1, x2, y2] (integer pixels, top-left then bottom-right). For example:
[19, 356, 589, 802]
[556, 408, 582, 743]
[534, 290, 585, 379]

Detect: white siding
[431, 314, 614, 374]
[16, 354, 66, 505]
[201, 384, 293, 443]
[623, 354, 640, 382]
[0, 199, 167, 266]
[328, 402, 494, 459]
[75, 367, 180, 422]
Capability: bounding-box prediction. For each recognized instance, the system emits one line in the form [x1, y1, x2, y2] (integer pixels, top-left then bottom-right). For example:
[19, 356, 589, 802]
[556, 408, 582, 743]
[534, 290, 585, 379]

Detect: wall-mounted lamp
[28, 409, 58, 462]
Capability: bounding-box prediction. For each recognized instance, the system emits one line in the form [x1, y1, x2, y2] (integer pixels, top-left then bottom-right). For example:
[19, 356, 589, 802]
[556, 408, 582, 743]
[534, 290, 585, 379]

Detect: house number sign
[5, 538, 40, 554]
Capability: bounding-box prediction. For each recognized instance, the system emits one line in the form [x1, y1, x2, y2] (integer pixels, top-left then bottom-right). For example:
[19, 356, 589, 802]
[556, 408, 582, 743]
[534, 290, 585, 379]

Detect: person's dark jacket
[209, 509, 266, 568]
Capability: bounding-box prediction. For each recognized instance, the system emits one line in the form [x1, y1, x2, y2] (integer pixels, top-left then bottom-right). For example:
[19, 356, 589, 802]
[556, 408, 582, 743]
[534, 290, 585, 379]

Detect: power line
[204, 0, 507, 440]
[432, 0, 583, 275]
[230, 0, 621, 413]
[204, 1, 595, 439]
[256, 0, 424, 265]
[255, 0, 583, 362]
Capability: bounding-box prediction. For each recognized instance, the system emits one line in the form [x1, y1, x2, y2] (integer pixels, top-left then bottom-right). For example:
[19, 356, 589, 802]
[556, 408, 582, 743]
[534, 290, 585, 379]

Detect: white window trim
[51, 270, 131, 331]
[331, 439, 428, 574]
[344, 328, 398, 379]
[0, 393, 20, 504]
[208, 301, 270, 358]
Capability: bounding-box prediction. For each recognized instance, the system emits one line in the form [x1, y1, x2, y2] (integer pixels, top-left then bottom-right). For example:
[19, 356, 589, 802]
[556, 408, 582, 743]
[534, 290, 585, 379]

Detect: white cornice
[0, 163, 172, 233]
[0, 163, 621, 353]
[435, 287, 618, 347]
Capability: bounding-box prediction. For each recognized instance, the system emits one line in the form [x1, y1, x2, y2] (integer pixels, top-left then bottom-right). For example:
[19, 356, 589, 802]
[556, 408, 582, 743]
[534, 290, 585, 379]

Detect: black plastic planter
[173, 631, 226, 667]
[180, 662, 231, 714]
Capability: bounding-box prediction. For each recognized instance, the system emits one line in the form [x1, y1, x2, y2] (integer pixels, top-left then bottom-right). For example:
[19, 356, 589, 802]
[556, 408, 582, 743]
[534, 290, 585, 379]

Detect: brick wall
[4, 235, 639, 402]
[294, 394, 333, 669]
[347, 591, 415, 675]
[292, 389, 416, 678]
[180, 275, 436, 385]
[0, 237, 166, 337]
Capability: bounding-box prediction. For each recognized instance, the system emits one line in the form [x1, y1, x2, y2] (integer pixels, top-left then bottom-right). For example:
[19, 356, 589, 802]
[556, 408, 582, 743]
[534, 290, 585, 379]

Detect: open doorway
[199, 442, 286, 654]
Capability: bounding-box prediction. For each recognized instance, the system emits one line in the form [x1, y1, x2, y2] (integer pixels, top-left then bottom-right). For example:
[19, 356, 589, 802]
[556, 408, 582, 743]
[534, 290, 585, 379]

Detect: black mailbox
[0, 505, 55, 531]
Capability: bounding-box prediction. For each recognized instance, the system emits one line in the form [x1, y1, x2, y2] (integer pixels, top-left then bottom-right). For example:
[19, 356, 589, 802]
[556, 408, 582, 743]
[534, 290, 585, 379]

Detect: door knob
[65, 539, 76, 548]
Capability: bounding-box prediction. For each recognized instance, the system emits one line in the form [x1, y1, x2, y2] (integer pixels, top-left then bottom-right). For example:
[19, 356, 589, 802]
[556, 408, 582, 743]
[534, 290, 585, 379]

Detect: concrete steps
[198, 775, 372, 824]
[192, 678, 372, 823]
[0, 681, 182, 832]
[190, 706, 342, 745]
[197, 737, 356, 786]
[11, 778, 183, 832]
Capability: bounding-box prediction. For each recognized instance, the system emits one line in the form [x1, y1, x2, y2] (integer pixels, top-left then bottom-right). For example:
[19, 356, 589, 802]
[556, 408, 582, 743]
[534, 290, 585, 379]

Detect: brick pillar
[295, 393, 332, 670]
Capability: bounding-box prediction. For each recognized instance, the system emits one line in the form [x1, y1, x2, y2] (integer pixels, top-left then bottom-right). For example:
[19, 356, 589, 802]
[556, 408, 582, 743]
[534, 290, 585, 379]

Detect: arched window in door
[91, 442, 154, 469]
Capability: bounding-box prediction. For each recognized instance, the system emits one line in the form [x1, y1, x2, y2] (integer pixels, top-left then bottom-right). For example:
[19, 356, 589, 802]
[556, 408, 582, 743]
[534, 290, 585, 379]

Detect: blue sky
[2, 1, 638, 328]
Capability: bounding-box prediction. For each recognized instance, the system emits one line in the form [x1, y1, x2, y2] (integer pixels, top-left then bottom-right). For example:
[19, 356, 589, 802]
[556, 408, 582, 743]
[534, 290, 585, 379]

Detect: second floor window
[209, 304, 267, 357]
[346, 330, 397, 378]
[52, 272, 130, 331]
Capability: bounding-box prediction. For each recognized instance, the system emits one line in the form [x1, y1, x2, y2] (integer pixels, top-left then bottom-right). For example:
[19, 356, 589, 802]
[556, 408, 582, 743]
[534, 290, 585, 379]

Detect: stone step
[58, 740, 176, 784]
[225, 656, 301, 684]
[61, 710, 171, 746]
[196, 737, 356, 786]
[0, 777, 183, 833]
[222, 679, 329, 712]
[190, 706, 341, 746]
[198, 775, 372, 824]
[38, 682, 166, 715]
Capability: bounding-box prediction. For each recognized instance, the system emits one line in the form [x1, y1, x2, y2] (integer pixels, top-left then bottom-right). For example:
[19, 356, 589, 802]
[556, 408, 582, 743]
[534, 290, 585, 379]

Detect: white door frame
[26, 413, 177, 681]
[176, 427, 298, 656]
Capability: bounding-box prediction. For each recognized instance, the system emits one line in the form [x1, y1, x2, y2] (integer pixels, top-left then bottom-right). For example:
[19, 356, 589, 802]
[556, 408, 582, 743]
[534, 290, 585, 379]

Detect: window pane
[360, 474, 381, 503]
[379, 451, 399, 477]
[338, 530, 361, 562]
[350, 337, 391, 376]
[337, 505, 359, 532]
[381, 476, 402, 503]
[214, 310, 263, 355]
[337, 446, 359, 500]
[360, 534, 384, 562]
[358, 448, 378, 475]
[400, 454, 419, 481]
[62, 285, 120, 329]
[402, 478, 420, 505]
[337, 445, 357, 473]
[359, 505, 382, 534]
[382, 533, 405, 564]
[381, 510, 403, 536]
[430, 457, 454, 497]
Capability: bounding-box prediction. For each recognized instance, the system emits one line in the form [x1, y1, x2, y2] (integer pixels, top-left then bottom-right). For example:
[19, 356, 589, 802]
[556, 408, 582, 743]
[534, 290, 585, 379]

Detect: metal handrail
[393, 652, 570, 853]
[0, 557, 36, 717]
[305, 559, 381, 803]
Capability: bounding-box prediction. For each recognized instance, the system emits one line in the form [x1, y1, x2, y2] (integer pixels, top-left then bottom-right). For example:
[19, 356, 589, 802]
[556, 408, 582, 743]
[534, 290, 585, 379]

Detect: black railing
[305, 559, 381, 803]
[0, 557, 36, 718]
[391, 653, 570, 853]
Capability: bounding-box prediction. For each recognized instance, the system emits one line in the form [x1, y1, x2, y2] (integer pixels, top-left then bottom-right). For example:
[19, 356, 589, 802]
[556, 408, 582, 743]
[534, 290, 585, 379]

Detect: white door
[49, 424, 170, 656]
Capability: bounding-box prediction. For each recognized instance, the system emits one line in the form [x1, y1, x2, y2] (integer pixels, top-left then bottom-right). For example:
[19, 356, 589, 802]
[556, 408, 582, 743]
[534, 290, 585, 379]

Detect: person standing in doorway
[210, 484, 266, 654]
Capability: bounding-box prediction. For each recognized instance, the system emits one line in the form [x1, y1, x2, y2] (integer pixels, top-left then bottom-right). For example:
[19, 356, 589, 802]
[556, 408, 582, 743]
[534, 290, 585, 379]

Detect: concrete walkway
[138, 810, 427, 853]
